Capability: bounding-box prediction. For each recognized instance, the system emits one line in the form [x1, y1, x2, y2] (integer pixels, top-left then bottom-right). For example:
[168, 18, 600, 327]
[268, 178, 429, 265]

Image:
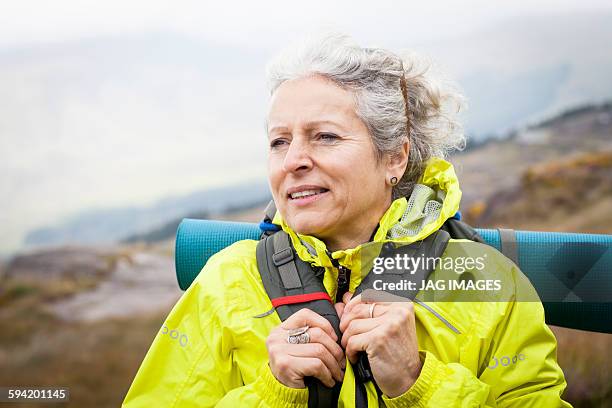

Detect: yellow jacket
[123, 158, 571, 407]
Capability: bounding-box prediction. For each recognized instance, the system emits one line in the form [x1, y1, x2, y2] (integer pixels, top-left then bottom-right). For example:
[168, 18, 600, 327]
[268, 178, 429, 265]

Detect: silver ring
[287, 325, 310, 344]
[369, 303, 376, 319]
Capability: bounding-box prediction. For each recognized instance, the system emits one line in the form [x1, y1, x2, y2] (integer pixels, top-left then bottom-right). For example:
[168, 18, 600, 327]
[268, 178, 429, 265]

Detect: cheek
[267, 159, 289, 211]
[347, 166, 386, 206]
[350, 161, 384, 190]
[267, 158, 282, 188]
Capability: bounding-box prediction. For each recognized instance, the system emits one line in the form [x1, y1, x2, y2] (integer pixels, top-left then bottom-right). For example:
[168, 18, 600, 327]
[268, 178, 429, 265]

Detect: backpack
[255, 200, 489, 408]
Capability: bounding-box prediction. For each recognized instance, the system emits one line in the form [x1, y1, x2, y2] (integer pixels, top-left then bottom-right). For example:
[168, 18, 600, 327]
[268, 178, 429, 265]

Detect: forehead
[267, 75, 358, 131]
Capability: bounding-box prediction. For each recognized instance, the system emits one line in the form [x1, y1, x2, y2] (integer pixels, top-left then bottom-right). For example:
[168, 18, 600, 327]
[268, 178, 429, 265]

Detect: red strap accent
[271, 292, 332, 308]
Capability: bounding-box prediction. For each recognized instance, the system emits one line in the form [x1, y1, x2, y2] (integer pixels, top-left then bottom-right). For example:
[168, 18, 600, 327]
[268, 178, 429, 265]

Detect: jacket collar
[271, 157, 462, 299]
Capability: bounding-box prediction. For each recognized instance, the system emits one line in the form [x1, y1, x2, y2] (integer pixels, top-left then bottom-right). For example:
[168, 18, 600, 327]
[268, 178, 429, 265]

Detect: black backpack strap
[271, 232, 302, 291]
[440, 218, 484, 243]
[443, 216, 519, 266]
[263, 200, 277, 223]
[357, 229, 451, 299]
[257, 226, 452, 407]
[352, 229, 451, 385]
[256, 231, 342, 408]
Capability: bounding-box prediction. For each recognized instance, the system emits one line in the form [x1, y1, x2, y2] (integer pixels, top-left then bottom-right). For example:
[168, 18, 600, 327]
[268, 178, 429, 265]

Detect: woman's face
[267, 75, 403, 250]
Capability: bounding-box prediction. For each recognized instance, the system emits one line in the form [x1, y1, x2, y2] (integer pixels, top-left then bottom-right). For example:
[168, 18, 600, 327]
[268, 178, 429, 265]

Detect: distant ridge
[24, 180, 270, 248]
[121, 197, 270, 244]
[453, 101, 612, 226]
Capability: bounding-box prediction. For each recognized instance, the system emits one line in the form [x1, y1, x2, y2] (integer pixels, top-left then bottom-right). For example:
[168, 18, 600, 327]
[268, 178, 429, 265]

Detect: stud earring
[390, 176, 399, 185]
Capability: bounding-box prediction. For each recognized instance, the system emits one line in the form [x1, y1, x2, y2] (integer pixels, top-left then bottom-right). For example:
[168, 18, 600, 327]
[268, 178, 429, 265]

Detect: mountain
[121, 198, 270, 244]
[24, 181, 271, 248]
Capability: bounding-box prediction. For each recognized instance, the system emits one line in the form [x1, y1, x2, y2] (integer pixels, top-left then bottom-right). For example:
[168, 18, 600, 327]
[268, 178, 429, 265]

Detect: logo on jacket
[161, 325, 189, 347]
[487, 353, 526, 370]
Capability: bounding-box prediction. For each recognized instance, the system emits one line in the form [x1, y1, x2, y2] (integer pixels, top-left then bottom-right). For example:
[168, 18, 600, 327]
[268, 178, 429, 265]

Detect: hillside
[452, 102, 612, 211]
[467, 150, 612, 232]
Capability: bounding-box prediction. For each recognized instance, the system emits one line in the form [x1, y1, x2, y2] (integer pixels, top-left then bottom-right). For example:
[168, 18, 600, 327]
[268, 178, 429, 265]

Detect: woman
[123, 32, 570, 407]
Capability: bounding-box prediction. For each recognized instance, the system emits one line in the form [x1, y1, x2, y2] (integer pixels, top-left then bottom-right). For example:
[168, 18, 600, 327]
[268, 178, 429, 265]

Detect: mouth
[287, 186, 330, 203]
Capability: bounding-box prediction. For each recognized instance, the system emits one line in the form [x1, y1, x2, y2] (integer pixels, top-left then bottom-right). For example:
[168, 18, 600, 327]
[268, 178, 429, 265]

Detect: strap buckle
[272, 247, 294, 266]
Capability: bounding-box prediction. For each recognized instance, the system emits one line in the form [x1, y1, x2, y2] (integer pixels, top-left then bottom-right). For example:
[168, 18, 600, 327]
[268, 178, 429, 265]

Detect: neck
[324, 231, 374, 252]
[323, 198, 392, 252]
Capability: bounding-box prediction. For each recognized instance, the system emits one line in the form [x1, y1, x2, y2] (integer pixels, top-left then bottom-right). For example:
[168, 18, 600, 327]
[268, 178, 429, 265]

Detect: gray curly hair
[265, 32, 466, 199]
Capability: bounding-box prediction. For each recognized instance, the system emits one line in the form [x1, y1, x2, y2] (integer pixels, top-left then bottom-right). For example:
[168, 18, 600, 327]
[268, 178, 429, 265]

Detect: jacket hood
[272, 157, 462, 299]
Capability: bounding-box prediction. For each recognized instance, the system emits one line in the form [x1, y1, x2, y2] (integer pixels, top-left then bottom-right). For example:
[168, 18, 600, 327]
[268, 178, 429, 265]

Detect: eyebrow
[268, 120, 346, 134]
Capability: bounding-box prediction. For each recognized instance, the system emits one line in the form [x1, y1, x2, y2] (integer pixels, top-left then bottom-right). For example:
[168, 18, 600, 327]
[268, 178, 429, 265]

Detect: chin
[287, 216, 329, 237]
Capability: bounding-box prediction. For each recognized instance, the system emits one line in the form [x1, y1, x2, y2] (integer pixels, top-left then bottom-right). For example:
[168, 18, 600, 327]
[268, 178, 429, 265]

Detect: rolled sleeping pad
[175, 219, 612, 333]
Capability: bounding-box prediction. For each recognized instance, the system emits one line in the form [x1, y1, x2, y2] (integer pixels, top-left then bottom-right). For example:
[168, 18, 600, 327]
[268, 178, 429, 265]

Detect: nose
[282, 137, 313, 174]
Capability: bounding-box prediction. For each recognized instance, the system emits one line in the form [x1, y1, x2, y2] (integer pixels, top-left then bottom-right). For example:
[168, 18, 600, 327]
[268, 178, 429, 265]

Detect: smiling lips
[287, 185, 330, 201]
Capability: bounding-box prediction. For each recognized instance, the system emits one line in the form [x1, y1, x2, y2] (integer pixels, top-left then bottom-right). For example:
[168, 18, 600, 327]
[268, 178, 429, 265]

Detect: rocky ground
[48, 251, 180, 322]
[0, 243, 181, 408]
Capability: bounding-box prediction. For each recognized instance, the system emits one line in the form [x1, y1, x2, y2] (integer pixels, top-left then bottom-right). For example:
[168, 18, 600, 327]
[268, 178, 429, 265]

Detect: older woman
[123, 32, 570, 407]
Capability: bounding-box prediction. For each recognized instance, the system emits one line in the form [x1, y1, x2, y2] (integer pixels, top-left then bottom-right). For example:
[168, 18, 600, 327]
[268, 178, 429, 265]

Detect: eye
[318, 132, 339, 142]
[270, 138, 288, 149]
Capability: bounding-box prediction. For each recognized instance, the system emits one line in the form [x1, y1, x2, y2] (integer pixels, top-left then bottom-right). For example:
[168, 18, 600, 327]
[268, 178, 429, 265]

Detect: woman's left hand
[339, 293, 422, 398]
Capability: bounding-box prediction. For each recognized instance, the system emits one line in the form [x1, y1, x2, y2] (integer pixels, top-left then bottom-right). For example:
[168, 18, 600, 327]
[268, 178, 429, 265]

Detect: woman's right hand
[266, 308, 346, 388]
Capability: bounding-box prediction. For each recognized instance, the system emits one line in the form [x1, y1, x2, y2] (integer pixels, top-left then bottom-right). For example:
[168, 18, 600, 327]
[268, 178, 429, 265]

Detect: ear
[386, 139, 410, 182]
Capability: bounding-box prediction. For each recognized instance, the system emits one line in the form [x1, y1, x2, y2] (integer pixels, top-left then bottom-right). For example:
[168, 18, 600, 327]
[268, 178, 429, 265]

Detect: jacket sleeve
[121, 262, 309, 408]
[381, 264, 572, 408]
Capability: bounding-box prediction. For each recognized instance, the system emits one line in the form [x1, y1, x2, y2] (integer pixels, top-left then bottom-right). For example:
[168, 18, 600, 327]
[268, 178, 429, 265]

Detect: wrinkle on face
[266, 75, 394, 251]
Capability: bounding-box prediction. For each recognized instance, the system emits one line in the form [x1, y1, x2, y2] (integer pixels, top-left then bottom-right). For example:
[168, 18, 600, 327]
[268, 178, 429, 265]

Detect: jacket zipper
[336, 265, 351, 301]
[327, 252, 351, 301]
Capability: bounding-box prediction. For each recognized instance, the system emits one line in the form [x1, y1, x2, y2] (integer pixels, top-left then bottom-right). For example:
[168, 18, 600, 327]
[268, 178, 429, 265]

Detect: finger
[345, 332, 372, 365]
[342, 293, 362, 316]
[298, 356, 337, 387]
[285, 343, 344, 383]
[280, 308, 338, 342]
[334, 302, 345, 319]
[340, 302, 387, 332]
[268, 327, 346, 368]
[307, 327, 345, 365]
[267, 326, 290, 346]
[340, 317, 380, 348]
[339, 303, 365, 332]
[342, 291, 353, 304]
[341, 300, 394, 331]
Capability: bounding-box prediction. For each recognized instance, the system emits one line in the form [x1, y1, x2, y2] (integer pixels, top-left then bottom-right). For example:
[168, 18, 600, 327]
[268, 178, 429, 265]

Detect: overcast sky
[3, 0, 612, 49]
[1, 0, 611, 255]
